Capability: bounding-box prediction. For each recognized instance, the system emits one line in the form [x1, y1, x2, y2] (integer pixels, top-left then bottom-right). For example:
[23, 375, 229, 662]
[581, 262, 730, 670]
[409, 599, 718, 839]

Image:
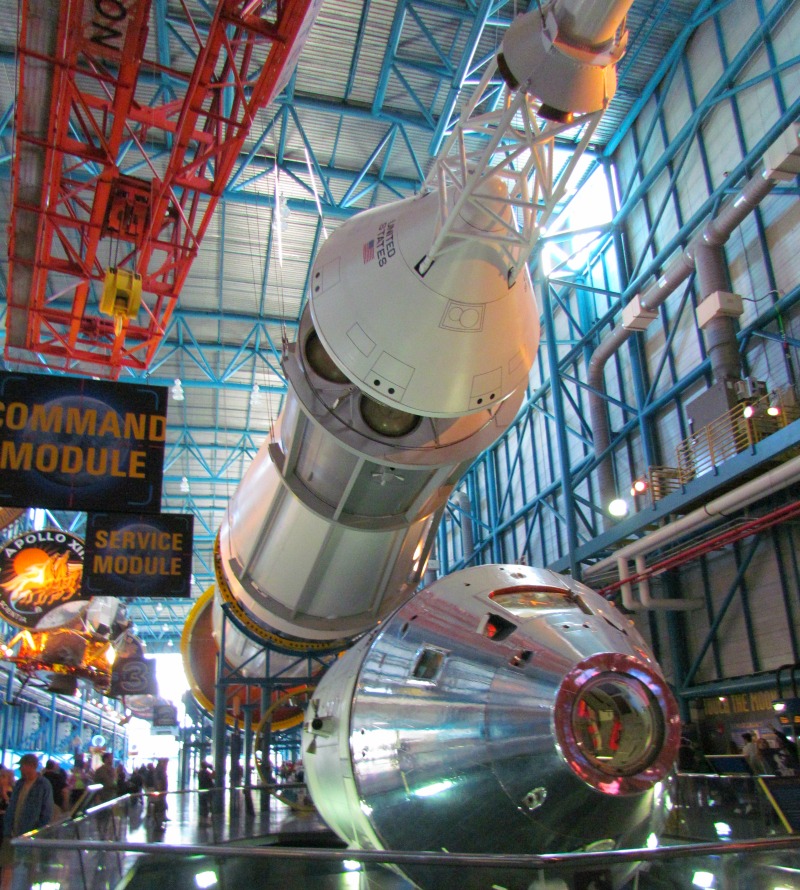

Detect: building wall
[444, 0, 800, 699]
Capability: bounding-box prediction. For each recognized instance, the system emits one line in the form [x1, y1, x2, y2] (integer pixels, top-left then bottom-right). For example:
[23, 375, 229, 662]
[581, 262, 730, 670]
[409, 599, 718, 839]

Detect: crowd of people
[0, 751, 175, 888]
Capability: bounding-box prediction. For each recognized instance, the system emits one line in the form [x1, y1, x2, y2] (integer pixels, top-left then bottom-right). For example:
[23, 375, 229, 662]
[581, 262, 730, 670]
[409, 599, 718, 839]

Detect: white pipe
[586, 452, 800, 581]
[616, 553, 702, 611]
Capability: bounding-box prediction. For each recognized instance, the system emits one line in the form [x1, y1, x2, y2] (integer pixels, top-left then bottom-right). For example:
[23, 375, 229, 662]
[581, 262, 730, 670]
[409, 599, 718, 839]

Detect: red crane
[6, 0, 320, 378]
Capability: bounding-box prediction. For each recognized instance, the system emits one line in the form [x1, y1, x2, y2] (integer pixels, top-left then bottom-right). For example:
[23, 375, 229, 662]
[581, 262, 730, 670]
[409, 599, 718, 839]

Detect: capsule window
[571, 673, 664, 777]
[411, 648, 446, 682]
[481, 612, 516, 641]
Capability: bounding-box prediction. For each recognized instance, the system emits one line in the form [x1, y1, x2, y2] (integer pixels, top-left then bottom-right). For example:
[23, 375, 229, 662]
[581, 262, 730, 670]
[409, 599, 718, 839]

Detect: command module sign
[82, 512, 194, 599]
[0, 371, 167, 513]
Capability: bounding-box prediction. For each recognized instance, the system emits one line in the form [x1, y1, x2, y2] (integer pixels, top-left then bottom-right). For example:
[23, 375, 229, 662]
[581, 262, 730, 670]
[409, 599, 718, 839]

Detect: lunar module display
[184, 2, 681, 886]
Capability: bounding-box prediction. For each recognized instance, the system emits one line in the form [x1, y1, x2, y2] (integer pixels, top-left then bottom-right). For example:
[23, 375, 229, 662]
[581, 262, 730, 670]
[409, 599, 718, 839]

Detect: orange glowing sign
[0, 529, 87, 629]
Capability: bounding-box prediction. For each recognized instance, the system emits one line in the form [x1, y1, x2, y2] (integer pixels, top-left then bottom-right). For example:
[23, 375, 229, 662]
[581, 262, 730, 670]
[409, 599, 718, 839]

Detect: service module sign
[0, 371, 167, 513]
[0, 529, 87, 629]
[82, 512, 194, 599]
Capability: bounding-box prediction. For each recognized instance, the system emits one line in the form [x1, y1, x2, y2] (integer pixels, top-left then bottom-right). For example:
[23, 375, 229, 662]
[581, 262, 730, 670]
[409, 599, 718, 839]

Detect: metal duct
[589, 128, 799, 514]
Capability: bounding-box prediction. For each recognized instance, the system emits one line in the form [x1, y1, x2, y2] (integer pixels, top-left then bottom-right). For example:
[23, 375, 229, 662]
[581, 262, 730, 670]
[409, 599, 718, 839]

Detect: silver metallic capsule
[302, 564, 680, 889]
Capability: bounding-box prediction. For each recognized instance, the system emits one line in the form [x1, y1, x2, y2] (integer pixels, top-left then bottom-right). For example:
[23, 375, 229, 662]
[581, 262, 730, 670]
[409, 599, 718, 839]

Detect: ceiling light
[249, 383, 263, 410]
[171, 378, 185, 401]
[180, 476, 190, 494]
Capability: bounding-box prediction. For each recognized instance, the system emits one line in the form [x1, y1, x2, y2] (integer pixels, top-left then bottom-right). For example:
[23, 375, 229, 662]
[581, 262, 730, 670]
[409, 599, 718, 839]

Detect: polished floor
[114, 789, 415, 889]
[18, 776, 800, 889]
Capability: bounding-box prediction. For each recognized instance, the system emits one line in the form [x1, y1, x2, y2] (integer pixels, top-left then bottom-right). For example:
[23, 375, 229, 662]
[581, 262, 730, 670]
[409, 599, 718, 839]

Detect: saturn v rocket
[185, 1, 681, 885]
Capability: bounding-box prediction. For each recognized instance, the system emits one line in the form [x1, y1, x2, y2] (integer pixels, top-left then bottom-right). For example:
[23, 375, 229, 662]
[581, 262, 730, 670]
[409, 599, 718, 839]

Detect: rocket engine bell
[302, 565, 680, 889]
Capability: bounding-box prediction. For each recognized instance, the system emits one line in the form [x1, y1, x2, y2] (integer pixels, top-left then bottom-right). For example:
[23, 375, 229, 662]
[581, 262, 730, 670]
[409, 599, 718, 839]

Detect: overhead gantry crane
[6, 0, 320, 377]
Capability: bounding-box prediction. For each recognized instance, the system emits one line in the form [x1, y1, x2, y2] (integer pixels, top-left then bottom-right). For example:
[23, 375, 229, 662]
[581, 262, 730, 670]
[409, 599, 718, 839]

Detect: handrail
[14, 832, 800, 872]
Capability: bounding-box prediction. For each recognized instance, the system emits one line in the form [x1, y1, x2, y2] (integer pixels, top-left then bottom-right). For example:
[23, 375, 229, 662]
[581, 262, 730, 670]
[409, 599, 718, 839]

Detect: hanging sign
[81, 512, 194, 599]
[0, 529, 87, 629]
[0, 371, 167, 513]
[110, 655, 158, 698]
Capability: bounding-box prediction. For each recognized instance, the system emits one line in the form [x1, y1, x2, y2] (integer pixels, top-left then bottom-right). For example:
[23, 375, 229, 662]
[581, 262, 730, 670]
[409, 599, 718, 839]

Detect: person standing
[741, 732, 762, 773]
[92, 752, 117, 840]
[66, 753, 91, 809]
[3, 754, 54, 890]
[4, 755, 53, 837]
[0, 766, 15, 888]
[41, 761, 68, 817]
[149, 758, 169, 832]
[197, 761, 214, 825]
[92, 753, 116, 804]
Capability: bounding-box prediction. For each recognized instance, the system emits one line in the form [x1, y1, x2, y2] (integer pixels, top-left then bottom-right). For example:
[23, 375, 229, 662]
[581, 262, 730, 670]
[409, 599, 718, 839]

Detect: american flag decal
[363, 239, 375, 263]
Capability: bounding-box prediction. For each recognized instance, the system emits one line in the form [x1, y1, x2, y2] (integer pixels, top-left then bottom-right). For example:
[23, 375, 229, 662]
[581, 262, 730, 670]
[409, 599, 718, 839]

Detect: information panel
[0, 371, 167, 513]
[81, 512, 194, 599]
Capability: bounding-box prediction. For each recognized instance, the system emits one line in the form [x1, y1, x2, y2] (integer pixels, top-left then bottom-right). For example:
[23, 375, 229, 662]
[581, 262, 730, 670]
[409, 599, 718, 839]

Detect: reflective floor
[13, 777, 800, 890]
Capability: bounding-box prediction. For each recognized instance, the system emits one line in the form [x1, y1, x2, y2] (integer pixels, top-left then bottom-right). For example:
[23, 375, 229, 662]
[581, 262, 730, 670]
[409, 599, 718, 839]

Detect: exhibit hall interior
[0, 0, 798, 888]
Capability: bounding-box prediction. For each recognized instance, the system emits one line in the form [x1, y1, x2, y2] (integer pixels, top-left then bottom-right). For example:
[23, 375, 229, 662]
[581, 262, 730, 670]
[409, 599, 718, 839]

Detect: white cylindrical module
[302, 565, 680, 889]
[216, 305, 529, 649]
[215, 169, 539, 653]
[309, 188, 538, 418]
[498, 4, 630, 117]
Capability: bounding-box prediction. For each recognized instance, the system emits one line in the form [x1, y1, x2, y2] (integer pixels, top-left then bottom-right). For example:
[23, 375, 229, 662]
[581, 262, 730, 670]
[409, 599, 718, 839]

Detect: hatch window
[490, 585, 592, 617]
[411, 648, 447, 682]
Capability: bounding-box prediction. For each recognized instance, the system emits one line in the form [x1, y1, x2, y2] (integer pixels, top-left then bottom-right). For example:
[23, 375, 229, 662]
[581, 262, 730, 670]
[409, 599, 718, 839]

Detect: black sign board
[81, 512, 194, 599]
[110, 655, 158, 698]
[0, 371, 166, 513]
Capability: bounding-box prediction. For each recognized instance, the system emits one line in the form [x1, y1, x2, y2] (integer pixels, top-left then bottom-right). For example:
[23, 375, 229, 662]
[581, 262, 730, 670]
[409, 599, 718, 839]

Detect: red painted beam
[6, 0, 321, 377]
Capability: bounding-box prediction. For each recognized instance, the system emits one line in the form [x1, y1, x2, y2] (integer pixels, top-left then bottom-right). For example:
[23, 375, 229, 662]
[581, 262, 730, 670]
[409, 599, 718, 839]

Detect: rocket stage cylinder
[217, 219, 538, 651]
[181, 586, 313, 728]
[301, 565, 680, 889]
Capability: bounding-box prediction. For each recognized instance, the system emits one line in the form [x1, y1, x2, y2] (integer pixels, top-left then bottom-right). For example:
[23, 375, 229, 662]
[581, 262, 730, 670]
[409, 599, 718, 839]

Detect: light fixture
[608, 498, 629, 518]
[249, 383, 263, 409]
[180, 476, 190, 494]
[742, 403, 755, 419]
[692, 871, 715, 888]
[767, 393, 782, 417]
[171, 378, 185, 401]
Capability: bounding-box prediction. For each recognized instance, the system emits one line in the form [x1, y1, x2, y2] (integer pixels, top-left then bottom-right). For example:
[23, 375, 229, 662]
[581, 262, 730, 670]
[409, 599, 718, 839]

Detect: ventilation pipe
[590, 125, 800, 517]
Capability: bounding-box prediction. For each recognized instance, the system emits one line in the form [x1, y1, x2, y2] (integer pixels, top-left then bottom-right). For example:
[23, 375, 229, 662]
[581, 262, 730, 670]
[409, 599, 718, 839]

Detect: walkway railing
[9, 779, 800, 889]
